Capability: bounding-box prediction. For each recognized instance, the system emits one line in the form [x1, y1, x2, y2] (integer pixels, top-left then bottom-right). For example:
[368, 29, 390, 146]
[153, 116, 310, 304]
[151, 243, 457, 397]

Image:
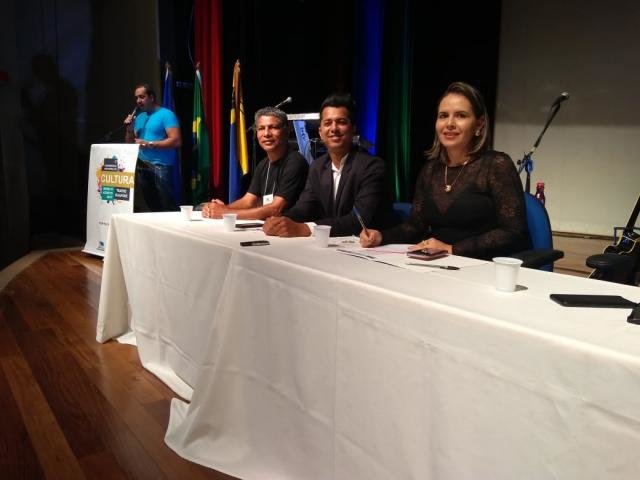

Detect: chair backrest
[392, 202, 412, 223]
[524, 192, 554, 250]
[392, 196, 560, 270]
[393, 196, 555, 248]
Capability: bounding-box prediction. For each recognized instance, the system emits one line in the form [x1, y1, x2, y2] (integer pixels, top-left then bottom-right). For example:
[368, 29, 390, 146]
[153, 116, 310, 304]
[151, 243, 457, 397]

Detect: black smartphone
[240, 240, 270, 247]
[549, 294, 637, 308]
[406, 249, 448, 261]
[236, 223, 264, 229]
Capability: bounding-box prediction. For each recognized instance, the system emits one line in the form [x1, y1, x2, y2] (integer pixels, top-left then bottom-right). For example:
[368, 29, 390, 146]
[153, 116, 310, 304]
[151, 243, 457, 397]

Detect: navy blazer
[284, 148, 393, 236]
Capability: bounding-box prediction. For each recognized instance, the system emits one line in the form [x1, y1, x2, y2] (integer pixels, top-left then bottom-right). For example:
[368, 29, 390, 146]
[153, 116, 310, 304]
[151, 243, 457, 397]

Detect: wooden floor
[0, 236, 610, 478]
[0, 250, 235, 479]
[552, 234, 611, 277]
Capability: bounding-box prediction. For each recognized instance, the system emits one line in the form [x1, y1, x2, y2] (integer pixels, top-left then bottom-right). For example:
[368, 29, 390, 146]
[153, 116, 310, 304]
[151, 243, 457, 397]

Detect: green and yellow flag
[191, 67, 211, 205]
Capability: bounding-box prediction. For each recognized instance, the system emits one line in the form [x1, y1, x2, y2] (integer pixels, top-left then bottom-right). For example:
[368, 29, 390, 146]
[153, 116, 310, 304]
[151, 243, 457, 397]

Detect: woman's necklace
[444, 160, 469, 193]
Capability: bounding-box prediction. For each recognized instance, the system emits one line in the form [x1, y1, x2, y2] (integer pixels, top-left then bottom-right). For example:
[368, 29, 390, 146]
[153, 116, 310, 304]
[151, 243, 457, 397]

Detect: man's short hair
[134, 83, 156, 101]
[254, 107, 288, 127]
[320, 93, 356, 122]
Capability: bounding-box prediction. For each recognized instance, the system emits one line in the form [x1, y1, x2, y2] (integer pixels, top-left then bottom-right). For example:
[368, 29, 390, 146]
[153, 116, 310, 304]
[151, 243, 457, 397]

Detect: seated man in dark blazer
[263, 93, 393, 237]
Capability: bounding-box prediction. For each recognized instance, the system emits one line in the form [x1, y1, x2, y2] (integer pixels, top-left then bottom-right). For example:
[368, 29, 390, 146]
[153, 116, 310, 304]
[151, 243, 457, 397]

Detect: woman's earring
[475, 130, 481, 137]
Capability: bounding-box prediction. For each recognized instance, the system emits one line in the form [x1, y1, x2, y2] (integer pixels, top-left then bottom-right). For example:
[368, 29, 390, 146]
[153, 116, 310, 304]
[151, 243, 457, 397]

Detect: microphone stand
[247, 123, 257, 172]
[517, 98, 567, 194]
[104, 107, 138, 142]
[103, 123, 127, 142]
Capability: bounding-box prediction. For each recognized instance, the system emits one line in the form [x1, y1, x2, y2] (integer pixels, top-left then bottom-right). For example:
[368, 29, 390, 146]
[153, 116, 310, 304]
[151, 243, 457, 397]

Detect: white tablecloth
[97, 212, 640, 479]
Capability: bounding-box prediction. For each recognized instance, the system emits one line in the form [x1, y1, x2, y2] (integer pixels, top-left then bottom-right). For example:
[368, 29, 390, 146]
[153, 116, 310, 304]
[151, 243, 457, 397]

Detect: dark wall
[221, 0, 354, 120]
[16, 0, 90, 243]
[0, 0, 30, 269]
[86, 1, 161, 145]
[4, 0, 160, 259]
[408, 2, 502, 198]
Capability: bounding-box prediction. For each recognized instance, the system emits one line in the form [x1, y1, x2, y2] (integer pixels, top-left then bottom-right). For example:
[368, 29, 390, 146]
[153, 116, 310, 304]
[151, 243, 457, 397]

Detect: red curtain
[194, 0, 224, 198]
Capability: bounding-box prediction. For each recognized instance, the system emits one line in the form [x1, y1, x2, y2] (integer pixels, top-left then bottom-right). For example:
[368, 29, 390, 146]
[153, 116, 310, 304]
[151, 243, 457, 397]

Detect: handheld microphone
[124, 106, 139, 127]
[553, 92, 570, 105]
[274, 96, 293, 109]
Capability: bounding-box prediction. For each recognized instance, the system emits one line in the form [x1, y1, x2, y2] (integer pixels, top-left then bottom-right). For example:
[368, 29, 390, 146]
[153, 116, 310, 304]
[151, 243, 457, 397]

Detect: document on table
[332, 239, 488, 270]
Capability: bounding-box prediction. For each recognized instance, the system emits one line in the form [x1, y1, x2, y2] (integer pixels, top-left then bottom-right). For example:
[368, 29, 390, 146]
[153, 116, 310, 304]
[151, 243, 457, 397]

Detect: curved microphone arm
[517, 92, 569, 193]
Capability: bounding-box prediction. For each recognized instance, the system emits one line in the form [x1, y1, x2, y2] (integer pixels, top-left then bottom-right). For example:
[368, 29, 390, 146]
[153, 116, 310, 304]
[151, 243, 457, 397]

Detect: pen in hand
[352, 207, 369, 236]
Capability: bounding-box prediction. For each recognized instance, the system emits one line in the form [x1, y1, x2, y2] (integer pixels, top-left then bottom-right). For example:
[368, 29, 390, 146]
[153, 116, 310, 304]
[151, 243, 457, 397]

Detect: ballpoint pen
[406, 263, 460, 270]
[336, 248, 375, 259]
[352, 207, 369, 235]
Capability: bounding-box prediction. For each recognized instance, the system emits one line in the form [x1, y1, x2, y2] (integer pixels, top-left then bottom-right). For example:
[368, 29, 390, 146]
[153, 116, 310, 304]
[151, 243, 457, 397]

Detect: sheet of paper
[333, 241, 488, 271]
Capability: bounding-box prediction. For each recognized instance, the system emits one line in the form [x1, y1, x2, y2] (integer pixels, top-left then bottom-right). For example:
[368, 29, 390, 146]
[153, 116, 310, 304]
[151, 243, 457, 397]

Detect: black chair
[392, 202, 412, 223]
[586, 253, 639, 285]
[586, 196, 640, 285]
[510, 193, 564, 271]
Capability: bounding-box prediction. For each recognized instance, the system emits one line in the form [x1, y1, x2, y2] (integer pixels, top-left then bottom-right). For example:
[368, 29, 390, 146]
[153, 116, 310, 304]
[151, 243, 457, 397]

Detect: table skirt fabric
[97, 212, 640, 479]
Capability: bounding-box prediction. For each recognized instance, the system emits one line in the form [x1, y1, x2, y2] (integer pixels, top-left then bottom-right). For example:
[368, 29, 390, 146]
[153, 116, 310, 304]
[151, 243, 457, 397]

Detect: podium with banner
[83, 144, 139, 256]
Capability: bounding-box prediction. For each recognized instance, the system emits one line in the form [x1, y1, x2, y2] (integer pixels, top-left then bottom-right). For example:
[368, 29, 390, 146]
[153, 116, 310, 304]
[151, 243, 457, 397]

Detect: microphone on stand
[552, 92, 570, 106]
[517, 91, 570, 193]
[531, 91, 570, 152]
[274, 96, 293, 110]
[353, 135, 375, 151]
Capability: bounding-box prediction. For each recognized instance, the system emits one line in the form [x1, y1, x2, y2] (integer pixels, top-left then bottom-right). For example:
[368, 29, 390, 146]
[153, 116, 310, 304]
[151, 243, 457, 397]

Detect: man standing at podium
[124, 83, 182, 211]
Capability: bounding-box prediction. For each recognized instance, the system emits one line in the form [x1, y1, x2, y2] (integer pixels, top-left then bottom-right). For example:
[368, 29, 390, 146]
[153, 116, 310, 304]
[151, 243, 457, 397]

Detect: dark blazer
[284, 148, 393, 236]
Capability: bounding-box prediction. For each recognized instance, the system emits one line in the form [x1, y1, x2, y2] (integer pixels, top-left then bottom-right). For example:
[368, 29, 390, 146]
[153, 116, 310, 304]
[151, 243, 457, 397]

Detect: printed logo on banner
[96, 156, 135, 203]
[97, 220, 109, 252]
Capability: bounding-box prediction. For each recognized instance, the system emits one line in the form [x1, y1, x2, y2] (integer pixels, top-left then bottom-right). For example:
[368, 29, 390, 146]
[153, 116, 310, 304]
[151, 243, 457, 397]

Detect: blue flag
[162, 62, 181, 205]
[228, 60, 249, 202]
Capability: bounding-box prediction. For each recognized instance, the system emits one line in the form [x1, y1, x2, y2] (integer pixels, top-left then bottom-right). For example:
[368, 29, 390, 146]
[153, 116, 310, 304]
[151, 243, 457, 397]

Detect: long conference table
[97, 212, 640, 480]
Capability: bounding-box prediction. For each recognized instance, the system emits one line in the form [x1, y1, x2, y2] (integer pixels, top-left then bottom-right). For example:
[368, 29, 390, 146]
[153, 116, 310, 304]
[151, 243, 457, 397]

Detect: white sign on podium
[83, 144, 139, 256]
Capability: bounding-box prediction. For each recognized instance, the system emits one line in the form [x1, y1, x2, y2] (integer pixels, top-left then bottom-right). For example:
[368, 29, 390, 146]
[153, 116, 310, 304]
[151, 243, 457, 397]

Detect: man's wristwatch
[148, 141, 155, 148]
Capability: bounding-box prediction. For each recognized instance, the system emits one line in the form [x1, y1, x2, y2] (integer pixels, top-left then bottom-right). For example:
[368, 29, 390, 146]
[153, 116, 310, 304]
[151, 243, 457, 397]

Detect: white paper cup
[493, 257, 523, 292]
[180, 205, 193, 220]
[222, 213, 237, 232]
[313, 225, 332, 247]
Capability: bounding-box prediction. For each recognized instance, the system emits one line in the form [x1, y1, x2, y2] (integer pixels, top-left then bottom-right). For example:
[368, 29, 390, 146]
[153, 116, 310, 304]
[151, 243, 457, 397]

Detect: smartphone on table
[406, 248, 448, 261]
[549, 294, 636, 308]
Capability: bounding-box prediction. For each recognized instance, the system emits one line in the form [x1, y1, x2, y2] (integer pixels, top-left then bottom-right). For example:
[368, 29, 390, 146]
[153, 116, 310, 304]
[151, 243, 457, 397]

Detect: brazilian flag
[191, 68, 211, 205]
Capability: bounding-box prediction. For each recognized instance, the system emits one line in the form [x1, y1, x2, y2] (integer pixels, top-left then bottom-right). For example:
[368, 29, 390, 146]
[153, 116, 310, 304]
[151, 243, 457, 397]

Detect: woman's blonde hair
[425, 81, 491, 161]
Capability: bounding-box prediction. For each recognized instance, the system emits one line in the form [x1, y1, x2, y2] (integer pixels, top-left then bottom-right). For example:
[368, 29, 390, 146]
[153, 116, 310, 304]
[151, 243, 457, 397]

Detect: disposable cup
[222, 213, 237, 232]
[180, 205, 193, 220]
[493, 257, 523, 292]
[314, 225, 332, 247]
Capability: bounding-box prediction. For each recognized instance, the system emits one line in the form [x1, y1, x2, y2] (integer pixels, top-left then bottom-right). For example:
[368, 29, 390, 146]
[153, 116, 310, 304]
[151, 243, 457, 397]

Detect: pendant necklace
[444, 160, 469, 193]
